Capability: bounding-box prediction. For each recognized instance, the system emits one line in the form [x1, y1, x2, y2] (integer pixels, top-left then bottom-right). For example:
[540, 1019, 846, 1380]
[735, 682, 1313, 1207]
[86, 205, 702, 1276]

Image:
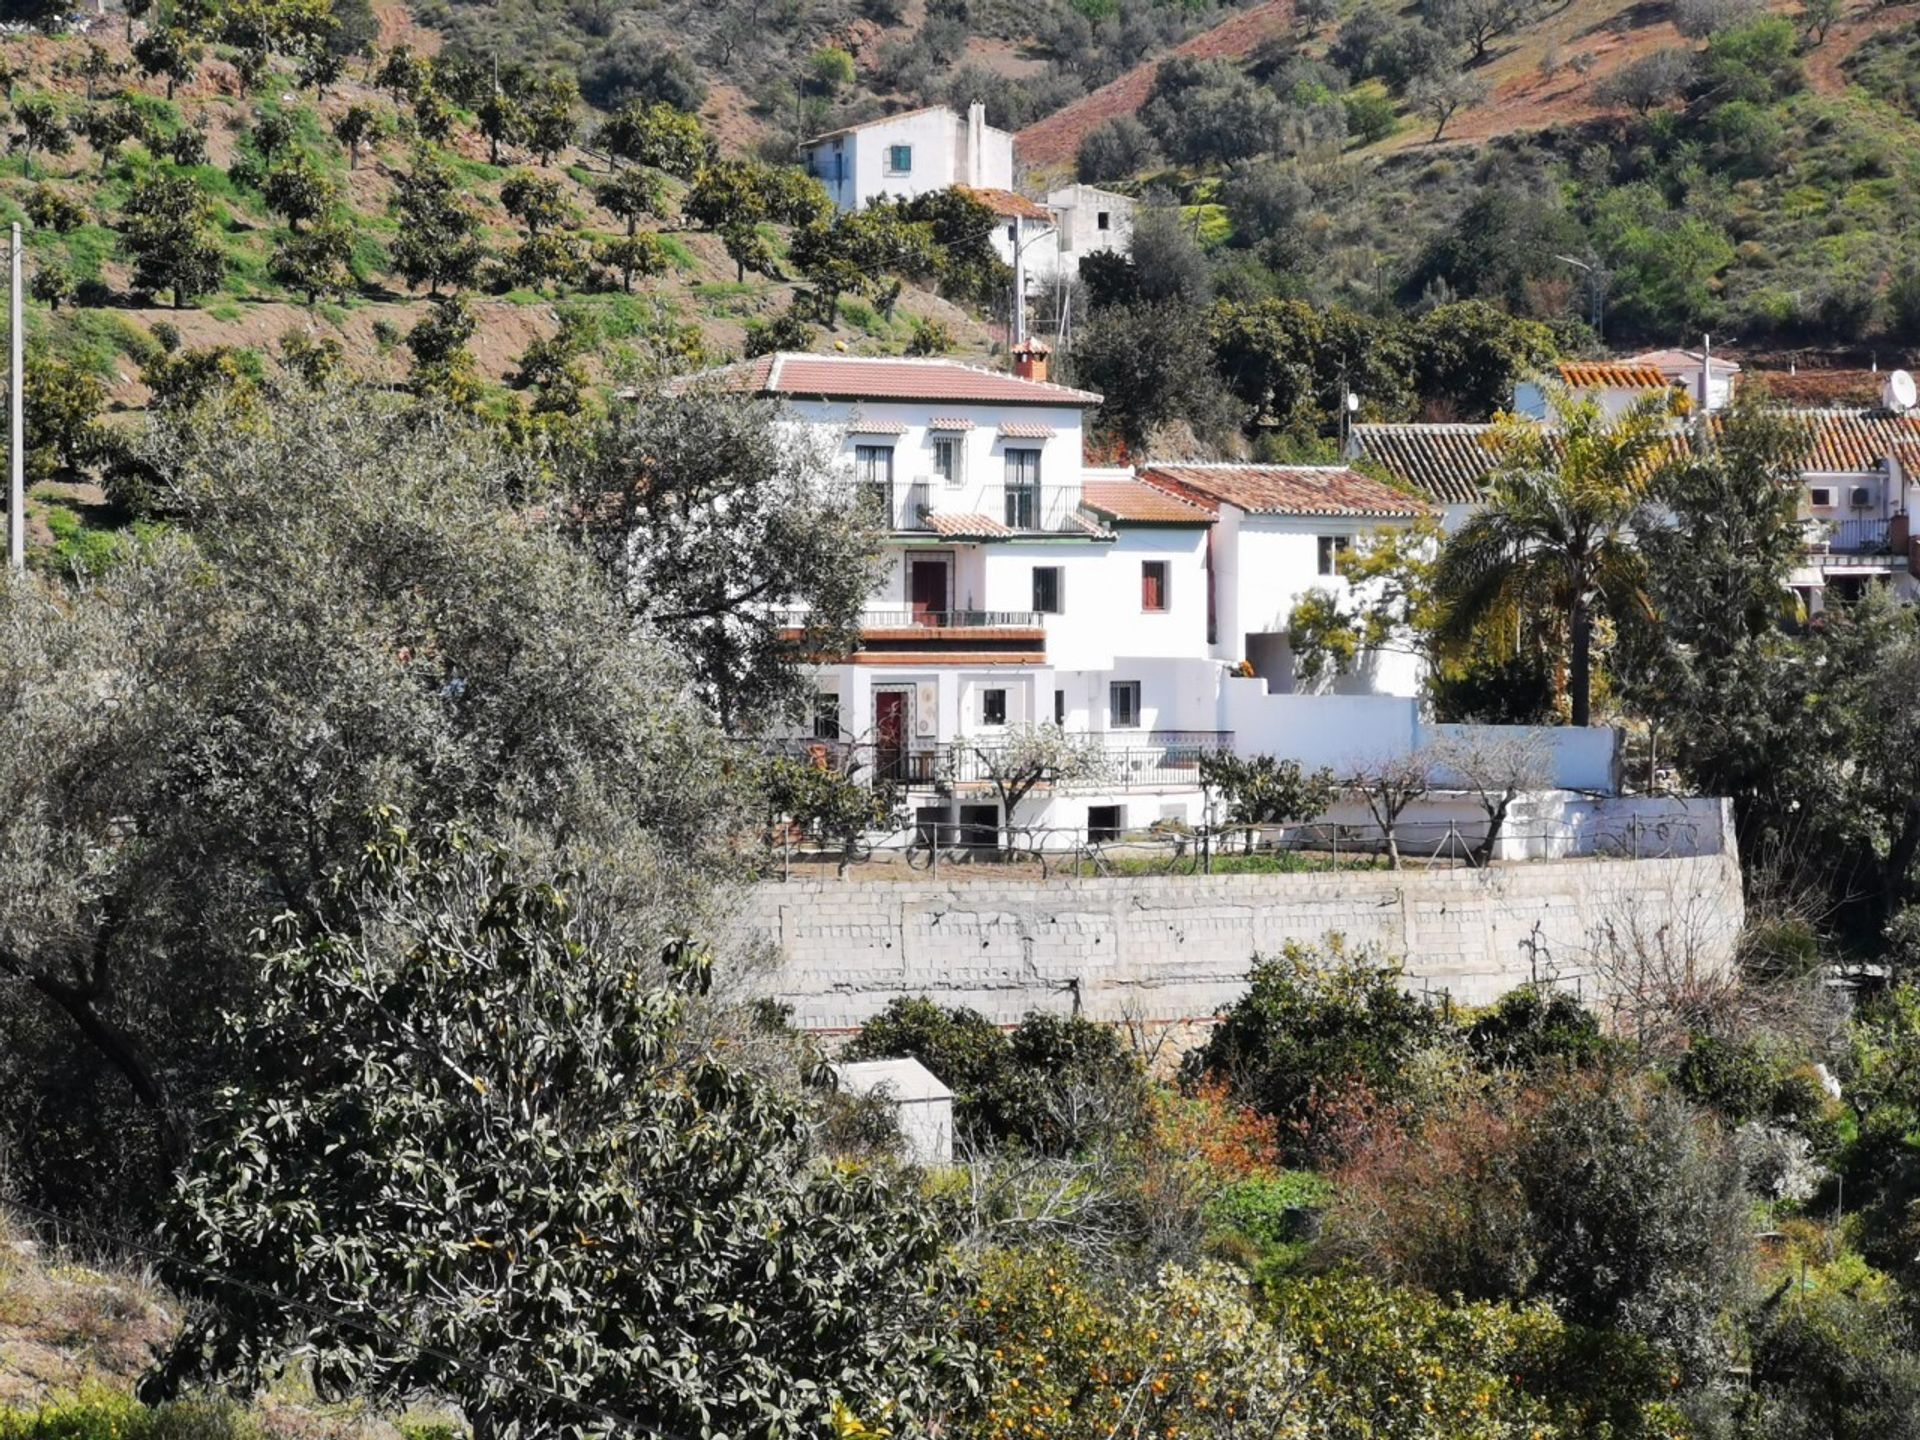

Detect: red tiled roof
[1081, 476, 1216, 525]
[928, 417, 975, 431]
[690, 353, 1101, 407]
[999, 422, 1057, 439]
[927, 512, 1015, 539]
[1557, 361, 1672, 390]
[1626, 348, 1742, 374]
[1348, 424, 1498, 507]
[1752, 409, 1920, 471]
[958, 186, 1053, 221]
[1139, 464, 1430, 519]
[848, 419, 910, 434]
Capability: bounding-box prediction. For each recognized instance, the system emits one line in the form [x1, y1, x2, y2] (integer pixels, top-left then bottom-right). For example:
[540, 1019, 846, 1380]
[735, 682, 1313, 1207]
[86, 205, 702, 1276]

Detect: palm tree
[1434, 387, 1676, 726]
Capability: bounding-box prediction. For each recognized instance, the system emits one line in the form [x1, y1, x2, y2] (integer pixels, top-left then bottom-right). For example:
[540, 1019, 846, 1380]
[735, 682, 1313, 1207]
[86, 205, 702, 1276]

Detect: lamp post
[1011, 217, 1057, 351]
[1554, 252, 1608, 340]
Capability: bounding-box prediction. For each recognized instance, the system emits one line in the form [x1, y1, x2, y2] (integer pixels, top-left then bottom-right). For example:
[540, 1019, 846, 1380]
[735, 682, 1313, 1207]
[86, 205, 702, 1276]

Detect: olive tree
[0, 385, 739, 1224]
[570, 387, 886, 727]
[148, 819, 968, 1439]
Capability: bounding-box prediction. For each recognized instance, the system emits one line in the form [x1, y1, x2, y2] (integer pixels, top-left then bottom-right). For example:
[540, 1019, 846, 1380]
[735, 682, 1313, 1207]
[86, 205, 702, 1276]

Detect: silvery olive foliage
[1735, 1121, 1826, 1205]
[574, 387, 886, 729]
[150, 819, 969, 1440]
[0, 385, 741, 1219]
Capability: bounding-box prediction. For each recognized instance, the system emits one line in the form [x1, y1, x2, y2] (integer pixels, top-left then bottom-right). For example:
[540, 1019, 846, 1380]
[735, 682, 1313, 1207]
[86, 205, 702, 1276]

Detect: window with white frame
[1109, 680, 1141, 730]
[887, 144, 912, 173]
[1004, 448, 1041, 528]
[1809, 487, 1834, 508]
[1317, 535, 1351, 576]
[981, 687, 1008, 726]
[855, 444, 894, 519]
[932, 436, 962, 486]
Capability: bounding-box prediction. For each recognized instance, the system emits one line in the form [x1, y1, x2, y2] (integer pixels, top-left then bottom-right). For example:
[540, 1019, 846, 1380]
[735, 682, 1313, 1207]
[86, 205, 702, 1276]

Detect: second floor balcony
[859, 479, 1090, 535]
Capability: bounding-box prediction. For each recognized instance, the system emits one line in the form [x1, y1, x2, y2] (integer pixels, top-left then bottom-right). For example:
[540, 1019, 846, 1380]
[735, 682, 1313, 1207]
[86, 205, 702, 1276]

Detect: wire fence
[753, 812, 1714, 882]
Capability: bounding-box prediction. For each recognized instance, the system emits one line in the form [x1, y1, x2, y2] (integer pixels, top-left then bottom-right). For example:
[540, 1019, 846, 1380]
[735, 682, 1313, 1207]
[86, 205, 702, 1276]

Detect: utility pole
[9, 221, 22, 573]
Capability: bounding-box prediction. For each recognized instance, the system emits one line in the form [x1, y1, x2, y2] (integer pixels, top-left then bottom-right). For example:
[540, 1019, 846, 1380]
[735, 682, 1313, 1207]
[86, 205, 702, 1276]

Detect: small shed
[831, 1057, 955, 1166]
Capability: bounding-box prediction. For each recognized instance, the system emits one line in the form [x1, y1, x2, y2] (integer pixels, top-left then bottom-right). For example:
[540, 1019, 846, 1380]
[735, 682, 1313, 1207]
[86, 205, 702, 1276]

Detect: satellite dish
[1886, 369, 1917, 412]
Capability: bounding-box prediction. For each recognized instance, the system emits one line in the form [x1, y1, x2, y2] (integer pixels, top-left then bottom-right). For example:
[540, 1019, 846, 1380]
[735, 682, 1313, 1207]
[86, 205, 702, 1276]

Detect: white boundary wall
[736, 840, 1744, 1031]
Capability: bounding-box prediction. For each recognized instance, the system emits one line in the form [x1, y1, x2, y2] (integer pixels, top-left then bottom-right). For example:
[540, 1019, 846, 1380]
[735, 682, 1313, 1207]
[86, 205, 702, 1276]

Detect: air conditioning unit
[1851, 486, 1874, 508]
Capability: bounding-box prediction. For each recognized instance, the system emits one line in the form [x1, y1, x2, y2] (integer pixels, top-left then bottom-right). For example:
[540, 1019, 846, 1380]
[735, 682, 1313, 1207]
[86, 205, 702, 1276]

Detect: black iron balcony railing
[772, 606, 1045, 631]
[755, 732, 1236, 791]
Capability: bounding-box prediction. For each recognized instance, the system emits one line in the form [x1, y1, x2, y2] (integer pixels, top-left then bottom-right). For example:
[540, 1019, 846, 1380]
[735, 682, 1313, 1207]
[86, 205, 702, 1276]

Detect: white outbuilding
[831, 1057, 956, 1166]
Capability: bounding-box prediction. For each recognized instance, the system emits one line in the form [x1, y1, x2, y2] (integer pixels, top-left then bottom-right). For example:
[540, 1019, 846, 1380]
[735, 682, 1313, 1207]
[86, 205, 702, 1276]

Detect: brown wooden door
[909, 559, 948, 624]
[874, 689, 908, 781]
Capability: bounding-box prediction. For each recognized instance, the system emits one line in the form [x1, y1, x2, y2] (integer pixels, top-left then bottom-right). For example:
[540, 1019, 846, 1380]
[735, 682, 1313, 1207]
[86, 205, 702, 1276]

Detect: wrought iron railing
[752, 733, 1236, 792]
[772, 606, 1045, 631]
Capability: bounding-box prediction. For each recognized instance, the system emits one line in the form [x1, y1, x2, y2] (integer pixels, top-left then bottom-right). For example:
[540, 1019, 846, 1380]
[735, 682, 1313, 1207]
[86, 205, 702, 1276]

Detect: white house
[1347, 423, 1496, 534]
[691, 351, 1635, 843]
[1035, 183, 1136, 284]
[1135, 463, 1433, 700]
[800, 103, 1014, 212]
[1626, 348, 1741, 413]
[1512, 361, 1681, 422]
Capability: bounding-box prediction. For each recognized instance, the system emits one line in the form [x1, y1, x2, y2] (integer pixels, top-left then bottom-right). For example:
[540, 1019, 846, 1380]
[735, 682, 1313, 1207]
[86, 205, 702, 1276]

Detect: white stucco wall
[802, 106, 1013, 212]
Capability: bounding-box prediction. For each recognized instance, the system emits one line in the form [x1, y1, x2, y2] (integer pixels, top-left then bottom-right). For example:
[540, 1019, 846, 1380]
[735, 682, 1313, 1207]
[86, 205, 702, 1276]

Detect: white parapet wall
[733, 841, 1745, 1031]
[1216, 681, 1623, 793]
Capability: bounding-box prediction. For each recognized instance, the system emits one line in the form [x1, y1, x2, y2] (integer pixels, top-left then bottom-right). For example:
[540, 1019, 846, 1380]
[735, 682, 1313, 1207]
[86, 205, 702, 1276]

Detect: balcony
[1805, 516, 1909, 572]
[862, 479, 1090, 535]
[760, 732, 1236, 792]
[773, 605, 1045, 631]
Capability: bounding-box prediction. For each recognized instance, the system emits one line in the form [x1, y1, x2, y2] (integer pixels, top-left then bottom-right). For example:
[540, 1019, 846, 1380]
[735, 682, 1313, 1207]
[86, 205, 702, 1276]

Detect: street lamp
[1011, 217, 1057, 349]
[1554, 253, 1607, 340]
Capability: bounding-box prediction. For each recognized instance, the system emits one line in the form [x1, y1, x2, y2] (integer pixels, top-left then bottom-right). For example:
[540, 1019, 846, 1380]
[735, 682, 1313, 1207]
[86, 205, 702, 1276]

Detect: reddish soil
[1013, 0, 1297, 171]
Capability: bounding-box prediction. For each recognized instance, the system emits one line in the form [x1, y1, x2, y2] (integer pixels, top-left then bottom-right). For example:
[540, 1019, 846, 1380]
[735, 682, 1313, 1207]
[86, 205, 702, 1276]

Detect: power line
[4, 1195, 702, 1440]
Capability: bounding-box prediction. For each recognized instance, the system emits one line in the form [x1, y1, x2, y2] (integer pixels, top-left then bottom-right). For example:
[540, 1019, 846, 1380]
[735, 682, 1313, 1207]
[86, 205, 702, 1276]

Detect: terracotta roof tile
[689, 352, 1101, 407]
[958, 186, 1053, 221]
[999, 422, 1057, 439]
[1626, 348, 1742, 374]
[927, 417, 975, 431]
[1139, 464, 1430, 519]
[1348, 424, 1498, 506]
[1746, 408, 1920, 471]
[1081, 476, 1216, 525]
[848, 419, 909, 434]
[1557, 361, 1673, 390]
[927, 512, 1015, 539]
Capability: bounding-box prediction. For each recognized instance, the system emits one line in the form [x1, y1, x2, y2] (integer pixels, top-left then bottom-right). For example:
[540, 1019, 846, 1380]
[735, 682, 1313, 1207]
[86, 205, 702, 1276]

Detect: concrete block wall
[735, 849, 1746, 1031]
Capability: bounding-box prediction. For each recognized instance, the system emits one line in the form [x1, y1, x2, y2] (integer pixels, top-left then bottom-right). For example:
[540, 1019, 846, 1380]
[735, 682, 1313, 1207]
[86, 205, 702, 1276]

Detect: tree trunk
[24, 969, 184, 1162]
[1570, 600, 1592, 727]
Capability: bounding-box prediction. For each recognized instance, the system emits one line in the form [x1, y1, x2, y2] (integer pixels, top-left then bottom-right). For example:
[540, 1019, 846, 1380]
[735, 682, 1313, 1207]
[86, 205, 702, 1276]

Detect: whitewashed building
[800, 103, 1014, 212]
[1035, 183, 1136, 284]
[690, 351, 1634, 842]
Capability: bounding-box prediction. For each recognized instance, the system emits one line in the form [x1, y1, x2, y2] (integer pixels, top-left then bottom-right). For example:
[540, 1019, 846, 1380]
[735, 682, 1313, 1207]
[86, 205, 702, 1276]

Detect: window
[855, 444, 894, 518]
[1317, 535, 1351, 576]
[982, 688, 1007, 726]
[1140, 560, 1169, 612]
[1096, 210, 1111, 231]
[1810, 487, 1835, 508]
[1004, 448, 1041, 528]
[932, 437, 961, 485]
[1032, 565, 1063, 614]
[1109, 680, 1141, 730]
[887, 144, 911, 173]
[1007, 223, 1018, 244]
[811, 692, 840, 741]
[1054, 688, 1065, 725]
[1088, 804, 1124, 844]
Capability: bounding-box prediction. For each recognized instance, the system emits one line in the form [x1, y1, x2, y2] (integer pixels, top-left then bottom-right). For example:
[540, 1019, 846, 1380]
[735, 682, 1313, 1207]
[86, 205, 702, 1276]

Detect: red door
[874, 690, 908, 781]
[909, 559, 948, 625]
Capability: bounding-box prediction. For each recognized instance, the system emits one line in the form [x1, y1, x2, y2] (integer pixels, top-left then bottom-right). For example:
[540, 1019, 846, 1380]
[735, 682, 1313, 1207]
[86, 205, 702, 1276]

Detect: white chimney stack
[967, 102, 986, 188]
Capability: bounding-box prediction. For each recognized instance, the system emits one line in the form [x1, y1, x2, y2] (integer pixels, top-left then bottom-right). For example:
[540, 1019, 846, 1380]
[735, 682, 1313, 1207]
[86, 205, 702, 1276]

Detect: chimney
[1012, 337, 1051, 384]
[967, 102, 986, 188]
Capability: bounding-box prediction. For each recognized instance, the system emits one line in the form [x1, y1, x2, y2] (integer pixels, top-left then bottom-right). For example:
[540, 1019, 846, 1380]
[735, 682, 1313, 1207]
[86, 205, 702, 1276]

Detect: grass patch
[657, 235, 698, 271]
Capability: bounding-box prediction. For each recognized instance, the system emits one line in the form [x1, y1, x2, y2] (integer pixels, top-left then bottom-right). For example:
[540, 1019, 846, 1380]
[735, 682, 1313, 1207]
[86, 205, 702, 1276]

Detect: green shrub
[1202, 1170, 1332, 1247]
[1465, 985, 1608, 1072]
